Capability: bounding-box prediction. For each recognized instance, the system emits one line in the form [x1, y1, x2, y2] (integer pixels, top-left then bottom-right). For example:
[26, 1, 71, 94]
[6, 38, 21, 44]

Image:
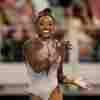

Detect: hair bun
[38, 8, 52, 17]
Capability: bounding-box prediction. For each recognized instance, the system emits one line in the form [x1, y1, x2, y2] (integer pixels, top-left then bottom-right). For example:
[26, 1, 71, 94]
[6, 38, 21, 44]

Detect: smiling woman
[23, 8, 66, 100]
[35, 16, 55, 38]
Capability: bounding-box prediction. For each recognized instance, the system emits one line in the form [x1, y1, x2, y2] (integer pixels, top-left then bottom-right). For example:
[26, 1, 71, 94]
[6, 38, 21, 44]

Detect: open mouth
[43, 30, 49, 33]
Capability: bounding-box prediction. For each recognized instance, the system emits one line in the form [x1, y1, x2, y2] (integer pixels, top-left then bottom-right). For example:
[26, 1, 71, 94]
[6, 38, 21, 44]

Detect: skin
[24, 15, 63, 100]
[37, 15, 63, 100]
[36, 16, 56, 39]
[25, 15, 87, 100]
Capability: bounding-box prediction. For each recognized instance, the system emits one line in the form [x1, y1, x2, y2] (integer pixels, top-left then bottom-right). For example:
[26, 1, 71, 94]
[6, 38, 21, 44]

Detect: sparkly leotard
[23, 36, 63, 100]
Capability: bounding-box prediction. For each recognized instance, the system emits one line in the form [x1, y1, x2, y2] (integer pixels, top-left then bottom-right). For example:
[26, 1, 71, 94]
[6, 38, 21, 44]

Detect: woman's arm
[57, 61, 65, 84]
[57, 40, 71, 84]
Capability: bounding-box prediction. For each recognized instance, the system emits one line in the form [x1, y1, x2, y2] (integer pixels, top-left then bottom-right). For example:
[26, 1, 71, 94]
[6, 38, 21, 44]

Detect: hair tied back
[38, 8, 52, 17]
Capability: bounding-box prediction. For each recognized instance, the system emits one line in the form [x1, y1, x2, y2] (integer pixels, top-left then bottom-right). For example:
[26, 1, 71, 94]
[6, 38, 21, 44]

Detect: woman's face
[37, 16, 55, 38]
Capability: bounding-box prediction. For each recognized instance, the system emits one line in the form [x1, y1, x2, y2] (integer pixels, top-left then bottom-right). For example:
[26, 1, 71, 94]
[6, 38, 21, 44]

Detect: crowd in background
[0, 0, 100, 63]
[0, 0, 33, 62]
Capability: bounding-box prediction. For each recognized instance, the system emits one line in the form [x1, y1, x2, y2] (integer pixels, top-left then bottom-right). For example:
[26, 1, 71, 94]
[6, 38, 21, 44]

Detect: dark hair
[34, 8, 56, 25]
[38, 8, 52, 16]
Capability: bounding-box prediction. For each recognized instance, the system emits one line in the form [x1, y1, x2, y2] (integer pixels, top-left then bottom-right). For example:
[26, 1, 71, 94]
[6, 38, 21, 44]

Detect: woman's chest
[35, 40, 61, 63]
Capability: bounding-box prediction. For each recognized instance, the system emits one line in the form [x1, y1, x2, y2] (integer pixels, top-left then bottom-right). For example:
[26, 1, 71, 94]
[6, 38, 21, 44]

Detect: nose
[43, 25, 50, 30]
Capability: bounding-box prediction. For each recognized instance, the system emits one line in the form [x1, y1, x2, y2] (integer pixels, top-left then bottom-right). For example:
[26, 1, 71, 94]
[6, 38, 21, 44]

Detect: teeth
[43, 30, 49, 33]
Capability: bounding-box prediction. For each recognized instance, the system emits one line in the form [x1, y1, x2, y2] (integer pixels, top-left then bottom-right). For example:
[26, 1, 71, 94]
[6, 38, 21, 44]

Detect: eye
[39, 23, 44, 26]
[49, 23, 53, 26]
